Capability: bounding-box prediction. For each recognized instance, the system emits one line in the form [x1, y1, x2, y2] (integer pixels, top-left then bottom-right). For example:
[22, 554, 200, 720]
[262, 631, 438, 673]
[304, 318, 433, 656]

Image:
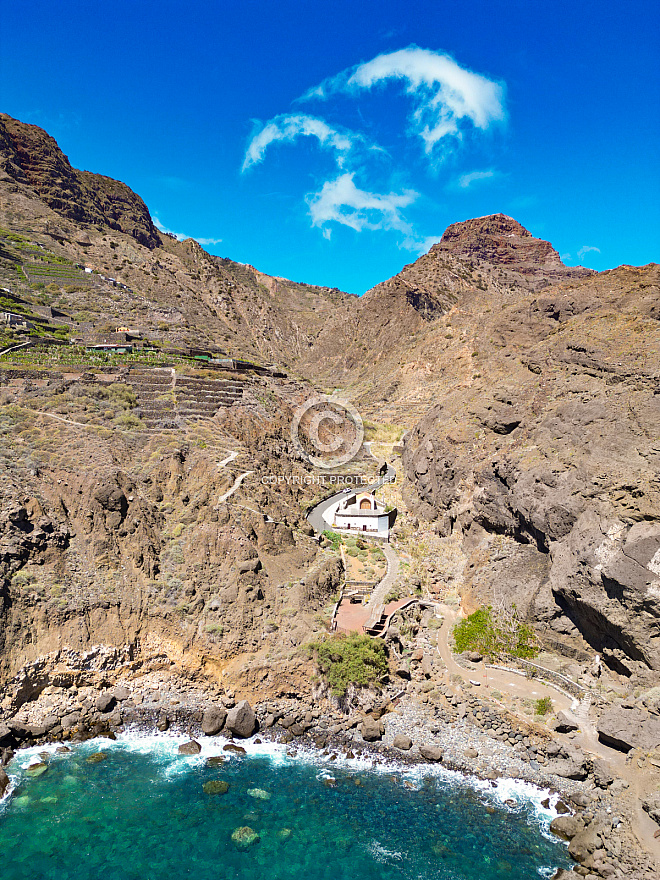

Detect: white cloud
[307, 173, 417, 236]
[243, 114, 360, 171]
[154, 217, 222, 247]
[577, 245, 600, 259]
[304, 46, 505, 155]
[457, 169, 496, 189]
[400, 233, 443, 255]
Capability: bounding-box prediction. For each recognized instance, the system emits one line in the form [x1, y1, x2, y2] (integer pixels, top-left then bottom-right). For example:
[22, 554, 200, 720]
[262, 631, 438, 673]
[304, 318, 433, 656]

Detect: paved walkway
[364, 543, 400, 630]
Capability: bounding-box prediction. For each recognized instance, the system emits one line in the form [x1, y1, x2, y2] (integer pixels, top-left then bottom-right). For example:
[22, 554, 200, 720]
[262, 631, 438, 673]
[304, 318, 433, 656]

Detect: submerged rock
[206, 755, 226, 767]
[86, 752, 107, 764]
[231, 825, 260, 850]
[277, 828, 292, 841]
[203, 779, 230, 795]
[26, 762, 48, 777]
[247, 788, 271, 800]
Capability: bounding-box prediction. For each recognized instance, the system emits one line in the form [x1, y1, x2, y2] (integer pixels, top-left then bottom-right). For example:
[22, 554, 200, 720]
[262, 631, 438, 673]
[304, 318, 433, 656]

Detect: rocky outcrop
[0, 114, 161, 248]
[597, 704, 660, 752]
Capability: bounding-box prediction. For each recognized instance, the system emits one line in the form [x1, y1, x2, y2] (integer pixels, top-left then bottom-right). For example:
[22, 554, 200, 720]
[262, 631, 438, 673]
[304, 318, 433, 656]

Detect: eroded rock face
[597, 705, 660, 752]
[0, 114, 161, 248]
[402, 335, 660, 677]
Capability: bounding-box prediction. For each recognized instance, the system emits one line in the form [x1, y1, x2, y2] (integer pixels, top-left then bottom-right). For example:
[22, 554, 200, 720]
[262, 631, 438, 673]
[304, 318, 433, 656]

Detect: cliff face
[399, 258, 660, 678]
[0, 114, 162, 249]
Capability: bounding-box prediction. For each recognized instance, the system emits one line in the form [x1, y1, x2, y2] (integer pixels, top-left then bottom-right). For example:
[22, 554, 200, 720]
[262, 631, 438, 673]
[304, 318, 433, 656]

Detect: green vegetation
[321, 529, 342, 551]
[305, 632, 388, 696]
[453, 605, 539, 660]
[534, 696, 553, 716]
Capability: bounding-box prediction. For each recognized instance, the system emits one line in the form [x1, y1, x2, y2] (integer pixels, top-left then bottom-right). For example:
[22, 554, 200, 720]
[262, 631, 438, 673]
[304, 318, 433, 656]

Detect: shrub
[453, 605, 539, 660]
[305, 632, 388, 696]
[321, 530, 342, 551]
[535, 697, 553, 716]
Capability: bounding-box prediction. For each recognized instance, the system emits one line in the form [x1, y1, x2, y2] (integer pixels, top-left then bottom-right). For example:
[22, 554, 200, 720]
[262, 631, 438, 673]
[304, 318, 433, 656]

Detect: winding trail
[216, 470, 253, 504]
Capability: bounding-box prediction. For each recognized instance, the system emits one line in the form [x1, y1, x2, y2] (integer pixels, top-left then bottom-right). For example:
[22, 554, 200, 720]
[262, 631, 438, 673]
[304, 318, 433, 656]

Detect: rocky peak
[0, 113, 161, 249]
[434, 213, 565, 270]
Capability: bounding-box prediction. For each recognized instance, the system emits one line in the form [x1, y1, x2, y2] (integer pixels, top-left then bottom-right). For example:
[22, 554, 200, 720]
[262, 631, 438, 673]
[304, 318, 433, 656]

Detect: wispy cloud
[154, 217, 222, 247]
[303, 46, 505, 155]
[242, 114, 362, 172]
[577, 245, 600, 259]
[457, 169, 496, 189]
[241, 47, 506, 247]
[307, 173, 417, 238]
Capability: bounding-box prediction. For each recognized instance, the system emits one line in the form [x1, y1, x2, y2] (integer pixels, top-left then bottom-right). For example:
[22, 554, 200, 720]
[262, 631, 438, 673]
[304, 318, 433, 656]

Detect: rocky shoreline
[2, 658, 658, 880]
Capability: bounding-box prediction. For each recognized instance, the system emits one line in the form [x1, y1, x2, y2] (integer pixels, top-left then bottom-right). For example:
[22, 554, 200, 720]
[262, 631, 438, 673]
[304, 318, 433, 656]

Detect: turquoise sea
[0, 733, 573, 880]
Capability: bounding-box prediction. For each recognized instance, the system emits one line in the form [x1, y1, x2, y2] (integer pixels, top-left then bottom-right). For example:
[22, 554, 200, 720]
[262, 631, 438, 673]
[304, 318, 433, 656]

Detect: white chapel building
[333, 491, 396, 540]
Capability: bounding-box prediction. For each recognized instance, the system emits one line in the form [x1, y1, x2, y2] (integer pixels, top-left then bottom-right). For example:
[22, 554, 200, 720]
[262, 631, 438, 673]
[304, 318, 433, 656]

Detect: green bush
[321, 530, 342, 551]
[453, 605, 539, 660]
[535, 697, 553, 716]
[306, 632, 388, 696]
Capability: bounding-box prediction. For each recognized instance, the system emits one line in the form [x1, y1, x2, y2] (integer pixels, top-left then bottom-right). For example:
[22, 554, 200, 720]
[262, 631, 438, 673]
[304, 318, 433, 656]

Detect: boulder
[110, 686, 130, 702]
[591, 758, 614, 788]
[237, 558, 261, 573]
[178, 740, 202, 755]
[552, 710, 579, 733]
[0, 724, 11, 745]
[96, 693, 116, 713]
[567, 823, 600, 862]
[0, 767, 10, 798]
[61, 712, 81, 729]
[392, 734, 412, 750]
[642, 792, 660, 825]
[418, 744, 444, 762]
[549, 815, 583, 840]
[546, 758, 588, 780]
[464, 747, 479, 759]
[597, 705, 660, 752]
[361, 717, 384, 742]
[8, 720, 30, 740]
[201, 706, 227, 736]
[225, 700, 256, 738]
[223, 743, 247, 755]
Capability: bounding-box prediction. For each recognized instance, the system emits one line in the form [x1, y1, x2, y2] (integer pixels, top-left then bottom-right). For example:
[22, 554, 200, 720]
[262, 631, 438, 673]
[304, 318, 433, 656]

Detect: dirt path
[435, 603, 575, 712]
[435, 602, 660, 867]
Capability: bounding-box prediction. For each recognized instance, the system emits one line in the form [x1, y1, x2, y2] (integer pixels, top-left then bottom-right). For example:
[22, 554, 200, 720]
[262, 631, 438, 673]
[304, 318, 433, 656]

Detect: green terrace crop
[0, 344, 184, 369]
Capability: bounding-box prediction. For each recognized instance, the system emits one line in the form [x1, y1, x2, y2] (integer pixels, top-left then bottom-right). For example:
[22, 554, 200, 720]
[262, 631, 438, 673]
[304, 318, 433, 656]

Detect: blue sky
[1, 0, 658, 294]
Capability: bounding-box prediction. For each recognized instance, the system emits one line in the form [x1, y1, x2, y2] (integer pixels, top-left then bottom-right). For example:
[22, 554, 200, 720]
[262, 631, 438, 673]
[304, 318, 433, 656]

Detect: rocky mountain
[0, 113, 658, 693]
